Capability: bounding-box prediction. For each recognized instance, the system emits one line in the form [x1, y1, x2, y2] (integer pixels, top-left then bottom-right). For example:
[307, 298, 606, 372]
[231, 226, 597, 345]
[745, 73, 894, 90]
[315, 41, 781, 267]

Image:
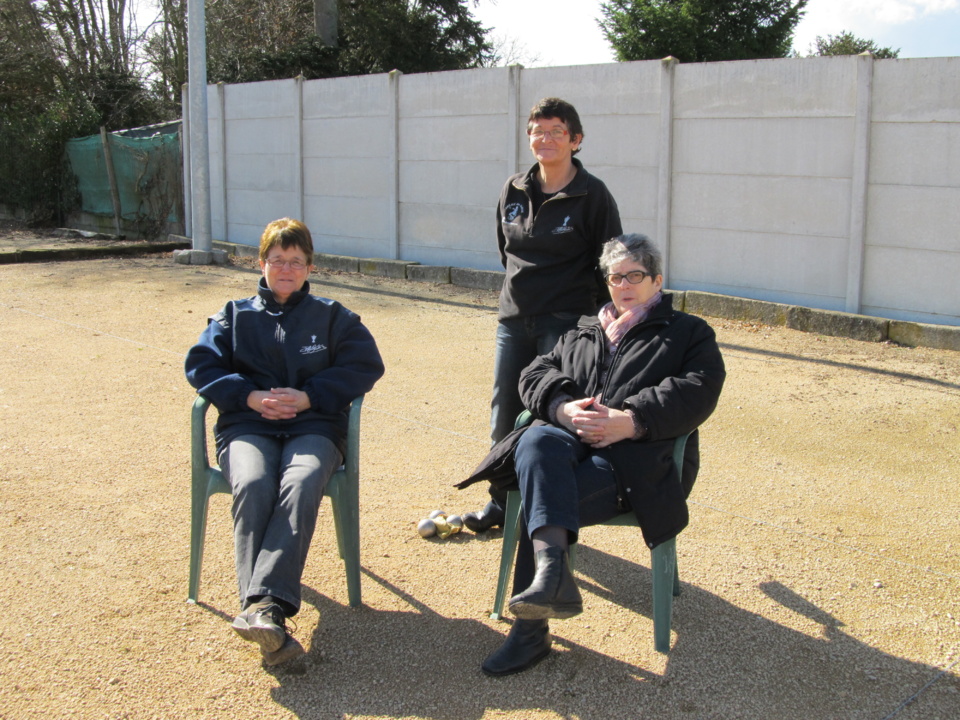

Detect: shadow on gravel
[255, 549, 955, 719]
[720, 342, 960, 391]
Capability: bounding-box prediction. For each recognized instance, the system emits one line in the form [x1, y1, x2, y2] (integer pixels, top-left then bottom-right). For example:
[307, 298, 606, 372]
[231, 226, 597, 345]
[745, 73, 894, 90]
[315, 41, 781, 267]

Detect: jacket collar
[578, 293, 676, 332]
[514, 157, 587, 197]
[257, 277, 310, 313]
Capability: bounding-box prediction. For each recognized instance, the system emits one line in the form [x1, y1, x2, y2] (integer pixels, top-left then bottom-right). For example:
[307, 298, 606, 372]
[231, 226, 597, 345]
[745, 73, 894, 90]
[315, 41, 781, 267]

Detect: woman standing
[464, 97, 623, 533]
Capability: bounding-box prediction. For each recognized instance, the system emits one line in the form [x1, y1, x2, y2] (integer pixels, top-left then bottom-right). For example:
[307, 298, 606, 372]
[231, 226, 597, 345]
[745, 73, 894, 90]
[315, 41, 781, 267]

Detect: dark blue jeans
[487, 312, 580, 508]
[511, 425, 623, 593]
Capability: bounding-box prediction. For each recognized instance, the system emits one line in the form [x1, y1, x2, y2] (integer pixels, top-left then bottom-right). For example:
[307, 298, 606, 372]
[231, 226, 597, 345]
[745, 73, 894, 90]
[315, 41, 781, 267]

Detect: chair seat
[187, 394, 364, 607]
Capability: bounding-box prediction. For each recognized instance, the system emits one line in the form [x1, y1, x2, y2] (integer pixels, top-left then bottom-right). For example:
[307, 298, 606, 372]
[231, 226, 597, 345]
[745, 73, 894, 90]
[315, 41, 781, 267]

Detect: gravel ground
[1, 225, 959, 719]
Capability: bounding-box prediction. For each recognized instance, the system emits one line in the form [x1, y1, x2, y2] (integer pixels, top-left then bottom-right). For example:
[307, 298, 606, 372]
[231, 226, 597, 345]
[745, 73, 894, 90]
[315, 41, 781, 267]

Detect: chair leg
[490, 490, 523, 620]
[328, 469, 361, 608]
[188, 473, 215, 604]
[651, 537, 677, 653]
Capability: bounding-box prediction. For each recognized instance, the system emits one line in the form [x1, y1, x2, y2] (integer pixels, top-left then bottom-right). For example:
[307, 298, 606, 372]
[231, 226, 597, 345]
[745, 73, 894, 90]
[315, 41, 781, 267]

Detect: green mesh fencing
[65, 122, 182, 231]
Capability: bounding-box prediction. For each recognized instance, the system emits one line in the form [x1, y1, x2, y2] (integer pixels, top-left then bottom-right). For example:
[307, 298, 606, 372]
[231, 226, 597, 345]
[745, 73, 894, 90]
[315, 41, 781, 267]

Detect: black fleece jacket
[497, 158, 622, 320]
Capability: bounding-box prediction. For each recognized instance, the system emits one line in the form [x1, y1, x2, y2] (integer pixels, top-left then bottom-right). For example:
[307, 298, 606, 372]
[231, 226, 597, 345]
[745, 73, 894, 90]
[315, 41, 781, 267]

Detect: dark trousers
[488, 312, 579, 508]
[511, 425, 623, 593]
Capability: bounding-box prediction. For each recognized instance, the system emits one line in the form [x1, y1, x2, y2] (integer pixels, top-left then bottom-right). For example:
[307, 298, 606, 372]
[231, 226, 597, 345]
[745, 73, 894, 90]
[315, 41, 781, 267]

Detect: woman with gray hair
[460, 233, 726, 676]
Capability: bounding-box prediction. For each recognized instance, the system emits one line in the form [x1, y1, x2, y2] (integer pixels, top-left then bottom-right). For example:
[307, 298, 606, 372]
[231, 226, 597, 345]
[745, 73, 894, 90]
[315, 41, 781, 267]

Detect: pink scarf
[598, 292, 662, 351]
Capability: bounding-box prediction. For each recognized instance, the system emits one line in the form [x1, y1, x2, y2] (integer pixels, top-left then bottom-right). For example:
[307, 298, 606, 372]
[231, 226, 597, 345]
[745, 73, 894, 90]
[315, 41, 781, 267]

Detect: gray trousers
[220, 434, 341, 615]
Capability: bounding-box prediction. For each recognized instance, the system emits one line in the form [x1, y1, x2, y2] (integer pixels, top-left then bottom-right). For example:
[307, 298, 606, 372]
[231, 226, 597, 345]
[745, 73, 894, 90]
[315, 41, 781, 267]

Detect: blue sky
[472, 0, 960, 66]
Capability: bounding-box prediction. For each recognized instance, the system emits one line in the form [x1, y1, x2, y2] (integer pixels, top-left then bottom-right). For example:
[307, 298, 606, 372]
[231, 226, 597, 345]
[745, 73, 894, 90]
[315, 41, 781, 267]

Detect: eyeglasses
[265, 258, 308, 270]
[528, 127, 569, 141]
[605, 270, 650, 287]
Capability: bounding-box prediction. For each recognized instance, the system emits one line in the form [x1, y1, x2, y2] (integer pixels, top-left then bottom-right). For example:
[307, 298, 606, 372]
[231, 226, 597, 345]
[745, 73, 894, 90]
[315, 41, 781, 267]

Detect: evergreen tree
[810, 31, 899, 59]
[599, 0, 808, 63]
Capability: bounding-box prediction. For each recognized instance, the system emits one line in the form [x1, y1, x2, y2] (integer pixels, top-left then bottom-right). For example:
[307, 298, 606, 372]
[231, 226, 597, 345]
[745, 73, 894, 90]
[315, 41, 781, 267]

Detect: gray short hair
[599, 234, 662, 277]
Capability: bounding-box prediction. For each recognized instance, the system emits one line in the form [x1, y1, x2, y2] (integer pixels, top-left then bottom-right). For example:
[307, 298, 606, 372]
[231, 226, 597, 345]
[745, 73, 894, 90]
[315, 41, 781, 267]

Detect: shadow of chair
[490, 411, 690, 654]
[188, 394, 364, 607]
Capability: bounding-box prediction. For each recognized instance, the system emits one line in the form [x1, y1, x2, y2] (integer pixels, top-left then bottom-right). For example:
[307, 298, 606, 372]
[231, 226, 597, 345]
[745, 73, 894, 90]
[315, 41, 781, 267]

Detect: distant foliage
[599, 0, 808, 63]
[809, 31, 899, 59]
[206, 0, 494, 83]
[0, 0, 495, 221]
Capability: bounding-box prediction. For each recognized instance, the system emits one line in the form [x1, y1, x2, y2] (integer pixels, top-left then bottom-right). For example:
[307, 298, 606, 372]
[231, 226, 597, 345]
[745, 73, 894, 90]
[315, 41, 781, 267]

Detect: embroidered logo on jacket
[551, 216, 574, 234]
[300, 335, 327, 355]
[503, 202, 524, 224]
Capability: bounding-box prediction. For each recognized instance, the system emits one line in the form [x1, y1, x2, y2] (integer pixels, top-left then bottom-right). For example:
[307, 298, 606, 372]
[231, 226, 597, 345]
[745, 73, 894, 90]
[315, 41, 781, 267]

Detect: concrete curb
[684, 290, 960, 351]
[6, 238, 958, 352]
[407, 265, 451, 284]
[0, 240, 190, 265]
[450, 267, 505, 292]
[357, 258, 419, 279]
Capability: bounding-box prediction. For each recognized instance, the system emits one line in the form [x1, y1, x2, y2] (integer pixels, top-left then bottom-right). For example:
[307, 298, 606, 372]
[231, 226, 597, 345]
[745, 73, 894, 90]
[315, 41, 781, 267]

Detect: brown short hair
[258, 218, 314, 265]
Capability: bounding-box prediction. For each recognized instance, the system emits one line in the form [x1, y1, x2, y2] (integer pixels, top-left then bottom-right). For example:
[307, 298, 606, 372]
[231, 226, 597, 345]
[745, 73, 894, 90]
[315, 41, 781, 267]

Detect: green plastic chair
[490, 411, 690, 654]
[188, 394, 364, 607]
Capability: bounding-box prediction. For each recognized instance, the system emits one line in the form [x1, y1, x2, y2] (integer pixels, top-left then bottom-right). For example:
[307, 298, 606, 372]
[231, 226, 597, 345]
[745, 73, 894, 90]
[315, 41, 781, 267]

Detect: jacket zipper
[588, 316, 671, 402]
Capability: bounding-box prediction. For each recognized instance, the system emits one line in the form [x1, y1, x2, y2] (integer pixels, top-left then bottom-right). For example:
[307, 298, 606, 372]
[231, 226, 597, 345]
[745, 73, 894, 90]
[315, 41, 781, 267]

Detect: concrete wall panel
[226, 154, 296, 193]
[192, 56, 960, 326]
[866, 185, 960, 253]
[862, 246, 960, 325]
[873, 58, 960, 123]
[675, 58, 857, 119]
[399, 68, 507, 118]
[313, 233, 391, 259]
[306, 196, 391, 240]
[302, 74, 389, 118]
[227, 189, 297, 226]
[593, 164, 658, 225]
[584, 113, 659, 168]
[870, 122, 960, 187]
[224, 80, 297, 119]
[674, 117, 854, 177]
[670, 227, 846, 304]
[399, 203, 496, 267]
[304, 157, 391, 199]
[399, 160, 503, 206]
[303, 117, 390, 159]
[519, 62, 661, 116]
[226, 118, 296, 156]
[399, 116, 502, 162]
[673, 174, 850, 237]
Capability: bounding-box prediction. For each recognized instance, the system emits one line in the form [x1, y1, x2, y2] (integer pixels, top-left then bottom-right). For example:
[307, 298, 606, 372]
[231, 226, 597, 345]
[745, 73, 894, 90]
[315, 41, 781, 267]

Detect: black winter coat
[460, 294, 725, 548]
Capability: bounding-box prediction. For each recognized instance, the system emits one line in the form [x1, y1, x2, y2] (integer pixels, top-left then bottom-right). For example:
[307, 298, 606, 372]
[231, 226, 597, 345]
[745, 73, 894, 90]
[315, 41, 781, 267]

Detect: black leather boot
[508, 546, 582, 620]
[481, 619, 551, 676]
[463, 499, 505, 533]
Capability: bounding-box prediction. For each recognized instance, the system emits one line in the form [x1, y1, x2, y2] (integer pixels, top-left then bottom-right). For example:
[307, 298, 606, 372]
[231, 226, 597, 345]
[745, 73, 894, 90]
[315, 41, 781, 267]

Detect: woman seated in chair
[467, 233, 725, 676]
[185, 218, 384, 666]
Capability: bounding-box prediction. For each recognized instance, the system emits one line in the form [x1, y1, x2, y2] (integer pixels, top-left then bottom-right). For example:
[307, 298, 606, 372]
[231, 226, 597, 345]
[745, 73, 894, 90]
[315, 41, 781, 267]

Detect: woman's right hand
[557, 397, 602, 436]
[247, 388, 307, 420]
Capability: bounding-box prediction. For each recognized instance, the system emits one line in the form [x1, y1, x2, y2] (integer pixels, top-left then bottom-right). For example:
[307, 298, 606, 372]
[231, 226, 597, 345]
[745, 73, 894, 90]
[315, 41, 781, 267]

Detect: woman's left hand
[571, 400, 635, 448]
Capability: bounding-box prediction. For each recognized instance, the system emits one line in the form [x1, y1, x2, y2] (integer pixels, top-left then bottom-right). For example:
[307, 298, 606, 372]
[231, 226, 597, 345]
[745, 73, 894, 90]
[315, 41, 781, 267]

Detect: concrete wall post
[658, 57, 678, 287]
[846, 52, 875, 314]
